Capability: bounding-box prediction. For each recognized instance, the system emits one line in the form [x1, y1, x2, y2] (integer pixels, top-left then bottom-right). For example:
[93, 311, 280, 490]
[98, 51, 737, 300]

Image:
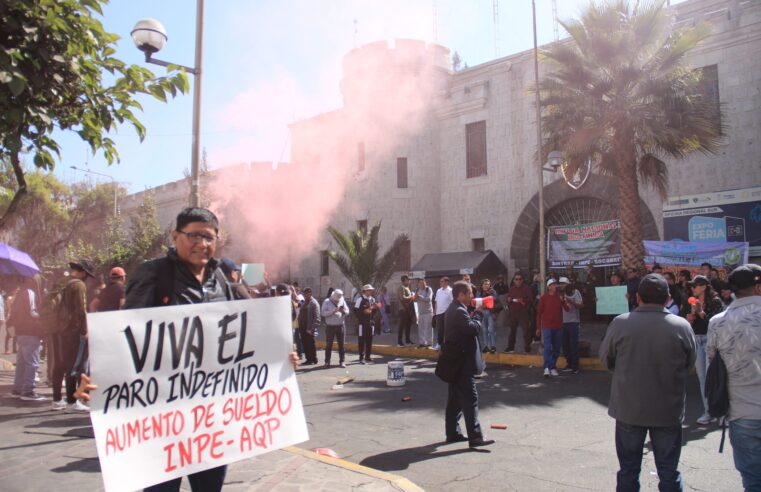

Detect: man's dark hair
[679, 269, 692, 281]
[452, 280, 472, 299]
[701, 262, 712, 269]
[176, 207, 219, 232]
[401, 275, 409, 282]
[663, 272, 676, 282]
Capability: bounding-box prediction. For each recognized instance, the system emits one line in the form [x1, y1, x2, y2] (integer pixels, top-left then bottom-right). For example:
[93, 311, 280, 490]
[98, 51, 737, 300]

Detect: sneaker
[432, 344, 441, 350]
[561, 368, 574, 373]
[51, 400, 67, 411]
[572, 369, 580, 374]
[324, 362, 331, 368]
[339, 362, 346, 368]
[65, 401, 90, 413]
[405, 340, 414, 345]
[543, 368, 550, 378]
[550, 369, 559, 377]
[397, 343, 405, 347]
[20, 392, 47, 401]
[696, 414, 716, 425]
[482, 347, 490, 353]
[359, 359, 367, 365]
[365, 359, 374, 365]
[490, 347, 496, 354]
[503, 348, 515, 354]
[474, 371, 487, 379]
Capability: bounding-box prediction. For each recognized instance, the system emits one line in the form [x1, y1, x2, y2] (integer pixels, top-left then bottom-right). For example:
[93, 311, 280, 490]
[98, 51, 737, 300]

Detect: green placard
[595, 286, 628, 315]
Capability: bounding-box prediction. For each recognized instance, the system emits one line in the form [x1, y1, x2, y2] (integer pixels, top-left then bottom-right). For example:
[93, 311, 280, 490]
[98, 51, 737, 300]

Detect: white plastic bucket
[387, 361, 405, 386]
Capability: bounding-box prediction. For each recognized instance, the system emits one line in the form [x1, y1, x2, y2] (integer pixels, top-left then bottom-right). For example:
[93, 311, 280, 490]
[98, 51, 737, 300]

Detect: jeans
[541, 328, 563, 370]
[562, 322, 580, 370]
[144, 465, 227, 492]
[615, 421, 683, 492]
[13, 335, 41, 395]
[481, 311, 496, 349]
[694, 335, 709, 415]
[729, 419, 761, 491]
[293, 329, 303, 358]
[324, 324, 345, 364]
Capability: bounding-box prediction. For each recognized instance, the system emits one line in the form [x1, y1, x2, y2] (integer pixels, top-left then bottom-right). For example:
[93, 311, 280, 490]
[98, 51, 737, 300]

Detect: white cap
[547, 278, 557, 287]
[331, 289, 343, 302]
[558, 277, 570, 284]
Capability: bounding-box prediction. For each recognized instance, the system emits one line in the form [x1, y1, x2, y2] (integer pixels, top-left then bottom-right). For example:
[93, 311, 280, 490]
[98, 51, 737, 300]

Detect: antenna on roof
[493, 0, 500, 57]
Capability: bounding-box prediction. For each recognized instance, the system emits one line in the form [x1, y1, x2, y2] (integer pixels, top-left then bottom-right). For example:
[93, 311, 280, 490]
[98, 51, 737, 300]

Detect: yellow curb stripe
[0, 357, 15, 371]
[283, 446, 424, 492]
[315, 340, 606, 371]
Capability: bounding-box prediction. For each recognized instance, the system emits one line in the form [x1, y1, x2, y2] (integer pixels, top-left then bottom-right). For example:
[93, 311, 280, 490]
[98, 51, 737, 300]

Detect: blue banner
[643, 241, 749, 268]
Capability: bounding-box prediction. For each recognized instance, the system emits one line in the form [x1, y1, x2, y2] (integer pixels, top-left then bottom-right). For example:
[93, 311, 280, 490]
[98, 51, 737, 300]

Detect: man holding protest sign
[77, 207, 301, 492]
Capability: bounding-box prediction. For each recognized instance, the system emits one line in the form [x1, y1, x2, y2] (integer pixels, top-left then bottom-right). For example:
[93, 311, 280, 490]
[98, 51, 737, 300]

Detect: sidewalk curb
[283, 446, 424, 492]
[315, 341, 605, 371]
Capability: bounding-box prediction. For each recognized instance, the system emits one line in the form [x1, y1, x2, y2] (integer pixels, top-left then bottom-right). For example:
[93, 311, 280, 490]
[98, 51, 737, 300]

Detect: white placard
[241, 263, 265, 285]
[87, 296, 308, 492]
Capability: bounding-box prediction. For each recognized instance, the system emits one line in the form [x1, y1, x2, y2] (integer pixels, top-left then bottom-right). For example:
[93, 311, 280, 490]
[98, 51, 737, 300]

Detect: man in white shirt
[707, 264, 761, 491]
[433, 277, 453, 350]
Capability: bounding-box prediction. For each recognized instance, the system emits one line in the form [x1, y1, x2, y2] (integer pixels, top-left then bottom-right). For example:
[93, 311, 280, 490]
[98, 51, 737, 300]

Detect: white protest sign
[87, 296, 308, 492]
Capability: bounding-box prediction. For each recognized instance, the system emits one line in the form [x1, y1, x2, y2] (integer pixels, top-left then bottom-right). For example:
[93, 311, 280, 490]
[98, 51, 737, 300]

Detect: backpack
[39, 279, 79, 335]
[705, 350, 730, 452]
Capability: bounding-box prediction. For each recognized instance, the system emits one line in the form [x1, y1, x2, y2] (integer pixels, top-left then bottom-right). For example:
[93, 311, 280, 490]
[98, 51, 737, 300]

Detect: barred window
[466, 120, 487, 178]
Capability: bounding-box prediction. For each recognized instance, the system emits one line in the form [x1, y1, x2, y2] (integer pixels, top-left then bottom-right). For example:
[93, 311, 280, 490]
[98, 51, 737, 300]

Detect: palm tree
[327, 222, 409, 295]
[539, 0, 723, 269]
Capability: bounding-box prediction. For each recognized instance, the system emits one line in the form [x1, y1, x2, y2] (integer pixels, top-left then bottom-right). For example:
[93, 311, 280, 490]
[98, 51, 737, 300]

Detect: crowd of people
[1, 206, 758, 490]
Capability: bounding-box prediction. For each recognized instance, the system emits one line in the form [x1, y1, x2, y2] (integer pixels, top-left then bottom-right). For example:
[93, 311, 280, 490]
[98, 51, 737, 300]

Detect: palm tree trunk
[0, 146, 28, 232]
[615, 144, 646, 271]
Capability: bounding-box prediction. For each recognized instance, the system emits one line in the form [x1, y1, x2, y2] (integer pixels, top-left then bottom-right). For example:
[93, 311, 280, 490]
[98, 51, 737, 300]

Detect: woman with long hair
[683, 275, 724, 425]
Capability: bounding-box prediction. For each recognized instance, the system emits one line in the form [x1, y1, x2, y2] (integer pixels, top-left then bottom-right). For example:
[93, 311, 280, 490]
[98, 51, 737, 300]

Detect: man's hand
[74, 374, 97, 402]
[289, 351, 299, 370]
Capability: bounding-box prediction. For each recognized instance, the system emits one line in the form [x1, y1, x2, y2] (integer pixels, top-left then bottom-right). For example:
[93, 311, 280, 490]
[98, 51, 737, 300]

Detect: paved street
[0, 348, 743, 491]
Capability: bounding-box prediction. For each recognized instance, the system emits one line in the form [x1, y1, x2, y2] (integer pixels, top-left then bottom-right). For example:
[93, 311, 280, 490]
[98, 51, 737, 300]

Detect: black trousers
[144, 465, 227, 492]
[398, 309, 413, 344]
[51, 332, 85, 404]
[324, 324, 345, 364]
[434, 314, 445, 345]
[507, 310, 532, 352]
[300, 329, 317, 363]
[445, 369, 483, 442]
[358, 330, 373, 360]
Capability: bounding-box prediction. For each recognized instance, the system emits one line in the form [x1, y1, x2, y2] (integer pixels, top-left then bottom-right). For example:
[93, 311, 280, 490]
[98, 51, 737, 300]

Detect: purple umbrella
[0, 243, 41, 277]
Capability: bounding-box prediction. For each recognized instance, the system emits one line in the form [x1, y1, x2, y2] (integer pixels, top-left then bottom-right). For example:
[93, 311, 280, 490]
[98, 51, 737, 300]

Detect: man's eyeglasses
[177, 230, 218, 245]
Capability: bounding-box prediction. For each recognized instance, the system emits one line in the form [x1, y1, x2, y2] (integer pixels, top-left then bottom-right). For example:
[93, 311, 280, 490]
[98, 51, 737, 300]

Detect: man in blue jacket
[443, 281, 495, 448]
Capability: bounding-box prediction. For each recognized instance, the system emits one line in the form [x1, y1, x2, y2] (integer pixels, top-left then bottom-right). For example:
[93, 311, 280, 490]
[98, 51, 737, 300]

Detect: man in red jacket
[536, 278, 568, 378]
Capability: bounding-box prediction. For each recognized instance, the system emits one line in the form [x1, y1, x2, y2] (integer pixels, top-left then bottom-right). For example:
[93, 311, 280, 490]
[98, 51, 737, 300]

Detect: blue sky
[52, 0, 686, 192]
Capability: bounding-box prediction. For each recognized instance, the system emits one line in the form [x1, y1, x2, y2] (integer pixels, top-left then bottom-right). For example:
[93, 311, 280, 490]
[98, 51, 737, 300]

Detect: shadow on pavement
[360, 441, 475, 471]
[51, 456, 101, 474]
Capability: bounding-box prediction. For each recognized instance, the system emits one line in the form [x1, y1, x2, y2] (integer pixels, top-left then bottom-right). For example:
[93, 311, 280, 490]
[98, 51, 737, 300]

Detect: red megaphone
[471, 296, 494, 309]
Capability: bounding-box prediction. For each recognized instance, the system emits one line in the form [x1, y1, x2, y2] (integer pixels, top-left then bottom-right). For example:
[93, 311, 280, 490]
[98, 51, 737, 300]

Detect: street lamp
[70, 165, 118, 216]
[131, 0, 205, 208]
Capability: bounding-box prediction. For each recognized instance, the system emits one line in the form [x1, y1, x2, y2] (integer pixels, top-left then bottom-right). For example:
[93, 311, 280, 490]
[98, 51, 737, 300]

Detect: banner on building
[663, 186, 761, 257]
[643, 240, 749, 269]
[548, 220, 621, 268]
[87, 297, 308, 492]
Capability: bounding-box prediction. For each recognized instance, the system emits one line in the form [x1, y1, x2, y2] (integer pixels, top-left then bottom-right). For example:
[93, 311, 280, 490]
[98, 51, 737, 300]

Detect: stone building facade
[122, 0, 760, 296]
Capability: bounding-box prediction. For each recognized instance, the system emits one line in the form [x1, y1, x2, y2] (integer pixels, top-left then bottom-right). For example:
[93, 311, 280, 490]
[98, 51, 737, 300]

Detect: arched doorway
[510, 174, 659, 275]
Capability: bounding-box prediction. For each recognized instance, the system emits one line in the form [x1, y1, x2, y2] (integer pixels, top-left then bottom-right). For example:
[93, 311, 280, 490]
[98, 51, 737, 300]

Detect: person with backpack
[50, 259, 95, 413]
[9, 276, 45, 400]
[707, 264, 761, 491]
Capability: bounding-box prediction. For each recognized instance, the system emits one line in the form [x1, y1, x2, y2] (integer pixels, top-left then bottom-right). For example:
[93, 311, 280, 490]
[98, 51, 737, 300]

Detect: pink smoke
[208, 39, 450, 281]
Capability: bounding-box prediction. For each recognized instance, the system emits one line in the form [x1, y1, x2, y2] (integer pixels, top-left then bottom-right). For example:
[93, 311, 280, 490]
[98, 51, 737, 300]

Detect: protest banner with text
[548, 220, 621, 268]
[87, 296, 307, 492]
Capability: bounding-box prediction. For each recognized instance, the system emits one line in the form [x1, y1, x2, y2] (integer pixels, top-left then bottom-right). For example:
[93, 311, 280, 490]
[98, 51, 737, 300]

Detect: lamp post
[131, 0, 205, 208]
[70, 165, 118, 216]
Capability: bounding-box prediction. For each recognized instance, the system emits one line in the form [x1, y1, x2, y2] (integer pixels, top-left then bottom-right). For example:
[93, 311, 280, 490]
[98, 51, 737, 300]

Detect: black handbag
[705, 350, 730, 453]
[435, 342, 465, 383]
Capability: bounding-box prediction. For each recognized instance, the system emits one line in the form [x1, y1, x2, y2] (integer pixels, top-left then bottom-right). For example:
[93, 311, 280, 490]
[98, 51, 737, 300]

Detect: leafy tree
[0, 0, 189, 229]
[538, 0, 722, 269]
[127, 192, 166, 268]
[327, 222, 409, 294]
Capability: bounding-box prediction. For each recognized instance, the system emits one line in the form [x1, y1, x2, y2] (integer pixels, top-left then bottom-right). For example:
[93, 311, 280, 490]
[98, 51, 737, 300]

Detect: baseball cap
[688, 275, 711, 287]
[638, 273, 670, 303]
[219, 258, 240, 275]
[546, 278, 557, 287]
[362, 284, 375, 291]
[728, 264, 761, 291]
[109, 266, 126, 278]
[330, 289, 344, 302]
[558, 276, 570, 284]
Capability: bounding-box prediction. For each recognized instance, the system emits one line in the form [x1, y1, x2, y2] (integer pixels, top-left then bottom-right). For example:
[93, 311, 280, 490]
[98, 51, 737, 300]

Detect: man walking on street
[707, 264, 761, 490]
[298, 287, 320, 366]
[51, 260, 95, 413]
[322, 288, 347, 368]
[10, 276, 45, 400]
[599, 273, 696, 491]
[354, 284, 379, 364]
[398, 275, 415, 346]
[443, 280, 494, 449]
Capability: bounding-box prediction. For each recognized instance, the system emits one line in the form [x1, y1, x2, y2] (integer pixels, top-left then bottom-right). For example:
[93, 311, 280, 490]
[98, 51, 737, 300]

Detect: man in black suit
[444, 281, 495, 448]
